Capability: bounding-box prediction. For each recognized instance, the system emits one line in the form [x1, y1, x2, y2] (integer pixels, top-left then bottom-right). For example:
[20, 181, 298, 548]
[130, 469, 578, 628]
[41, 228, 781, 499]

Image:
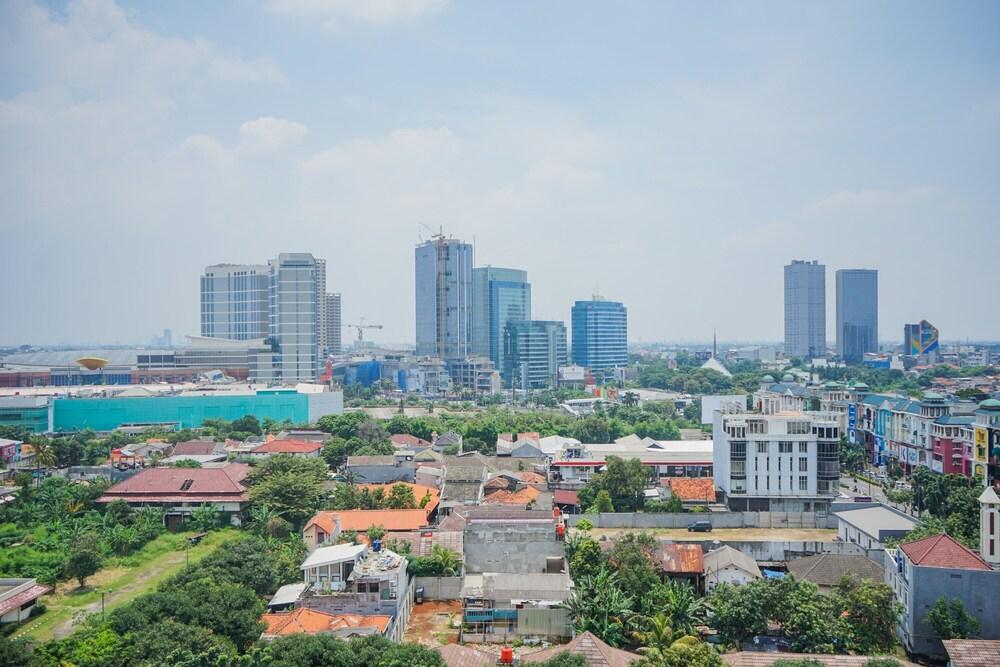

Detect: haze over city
[2, 0, 999, 346]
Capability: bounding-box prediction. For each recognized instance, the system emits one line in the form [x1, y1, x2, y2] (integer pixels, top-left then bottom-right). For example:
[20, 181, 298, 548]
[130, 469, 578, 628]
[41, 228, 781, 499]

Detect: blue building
[571, 298, 627, 371]
[472, 267, 531, 371]
[415, 236, 473, 359]
[503, 320, 567, 390]
[836, 269, 878, 363]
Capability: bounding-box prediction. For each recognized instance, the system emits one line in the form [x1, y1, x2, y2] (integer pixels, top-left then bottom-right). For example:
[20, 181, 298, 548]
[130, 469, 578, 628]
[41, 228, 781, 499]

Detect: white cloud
[301, 127, 458, 174]
[266, 0, 448, 25]
[804, 186, 939, 216]
[238, 116, 308, 154]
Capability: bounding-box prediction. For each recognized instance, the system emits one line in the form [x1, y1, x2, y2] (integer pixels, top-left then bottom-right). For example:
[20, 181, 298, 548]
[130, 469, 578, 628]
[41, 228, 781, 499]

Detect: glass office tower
[472, 266, 531, 371]
[571, 299, 627, 370]
[784, 260, 826, 359]
[836, 269, 878, 363]
[415, 236, 473, 359]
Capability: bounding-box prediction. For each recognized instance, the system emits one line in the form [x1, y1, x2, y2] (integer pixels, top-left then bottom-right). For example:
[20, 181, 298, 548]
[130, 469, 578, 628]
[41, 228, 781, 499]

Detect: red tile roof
[521, 631, 640, 666]
[390, 433, 431, 448]
[900, 534, 991, 571]
[942, 639, 1000, 667]
[172, 440, 220, 456]
[663, 477, 717, 502]
[255, 439, 323, 454]
[97, 463, 250, 504]
[481, 486, 540, 505]
[261, 608, 390, 636]
[553, 489, 580, 506]
[304, 508, 430, 534]
[356, 482, 440, 513]
[0, 584, 52, 617]
[655, 543, 704, 574]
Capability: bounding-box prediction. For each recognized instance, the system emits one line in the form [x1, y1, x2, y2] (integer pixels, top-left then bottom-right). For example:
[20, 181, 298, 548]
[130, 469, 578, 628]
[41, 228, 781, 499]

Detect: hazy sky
[2, 0, 998, 347]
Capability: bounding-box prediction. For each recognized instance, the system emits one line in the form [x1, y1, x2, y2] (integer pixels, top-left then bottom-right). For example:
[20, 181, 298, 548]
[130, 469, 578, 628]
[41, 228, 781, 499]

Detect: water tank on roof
[500, 647, 514, 664]
[372, 539, 382, 552]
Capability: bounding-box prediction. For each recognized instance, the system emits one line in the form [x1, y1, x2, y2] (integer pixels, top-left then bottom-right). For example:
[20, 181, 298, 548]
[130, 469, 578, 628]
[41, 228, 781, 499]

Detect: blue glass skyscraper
[571, 298, 627, 370]
[472, 266, 531, 370]
[415, 236, 473, 359]
[836, 269, 878, 363]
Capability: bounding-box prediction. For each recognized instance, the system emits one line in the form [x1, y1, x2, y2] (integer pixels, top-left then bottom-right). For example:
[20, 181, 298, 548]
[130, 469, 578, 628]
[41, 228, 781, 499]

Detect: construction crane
[344, 318, 383, 344]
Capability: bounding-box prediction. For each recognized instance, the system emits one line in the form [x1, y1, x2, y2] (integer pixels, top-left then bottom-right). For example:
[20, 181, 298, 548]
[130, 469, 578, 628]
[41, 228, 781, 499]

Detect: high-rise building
[472, 267, 531, 370]
[321, 293, 342, 356]
[200, 264, 270, 340]
[504, 320, 568, 389]
[784, 260, 826, 359]
[571, 298, 627, 371]
[904, 320, 940, 357]
[836, 269, 878, 363]
[268, 253, 322, 382]
[415, 235, 473, 359]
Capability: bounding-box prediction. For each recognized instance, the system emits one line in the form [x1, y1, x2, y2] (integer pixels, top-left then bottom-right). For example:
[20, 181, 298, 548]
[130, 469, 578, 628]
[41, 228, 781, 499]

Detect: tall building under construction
[414, 233, 473, 360]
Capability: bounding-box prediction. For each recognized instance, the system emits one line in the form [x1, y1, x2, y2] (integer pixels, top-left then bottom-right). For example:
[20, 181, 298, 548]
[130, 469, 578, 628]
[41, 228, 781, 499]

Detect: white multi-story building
[713, 410, 840, 515]
[268, 253, 322, 383]
[200, 264, 270, 341]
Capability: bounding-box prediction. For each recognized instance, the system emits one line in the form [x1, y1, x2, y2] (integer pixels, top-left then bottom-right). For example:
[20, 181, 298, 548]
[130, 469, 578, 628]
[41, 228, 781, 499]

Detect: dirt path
[15, 530, 237, 643]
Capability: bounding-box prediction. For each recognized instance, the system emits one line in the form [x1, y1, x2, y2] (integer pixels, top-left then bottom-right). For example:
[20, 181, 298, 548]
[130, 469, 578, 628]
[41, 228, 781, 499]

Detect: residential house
[356, 482, 441, 515]
[295, 542, 412, 641]
[553, 489, 580, 514]
[942, 639, 1000, 667]
[415, 465, 444, 489]
[0, 439, 22, 467]
[835, 505, 918, 551]
[460, 572, 573, 641]
[435, 644, 494, 667]
[520, 630, 640, 665]
[703, 545, 762, 591]
[303, 509, 431, 550]
[787, 554, 883, 592]
[171, 439, 225, 457]
[96, 463, 251, 529]
[549, 438, 713, 487]
[462, 508, 564, 575]
[276, 429, 329, 443]
[661, 477, 717, 506]
[654, 543, 704, 592]
[0, 578, 52, 624]
[722, 653, 919, 666]
[345, 453, 416, 484]
[247, 438, 323, 458]
[390, 433, 431, 450]
[260, 607, 390, 640]
[441, 462, 487, 510]
[496, 432, 544, 458]
[886, 531, 1000, 659]
[433, 431, 463, 453]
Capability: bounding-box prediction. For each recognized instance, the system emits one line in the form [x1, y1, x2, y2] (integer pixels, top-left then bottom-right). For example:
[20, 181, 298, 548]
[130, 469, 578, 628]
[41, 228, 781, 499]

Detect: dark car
[687, 520, 712, 532]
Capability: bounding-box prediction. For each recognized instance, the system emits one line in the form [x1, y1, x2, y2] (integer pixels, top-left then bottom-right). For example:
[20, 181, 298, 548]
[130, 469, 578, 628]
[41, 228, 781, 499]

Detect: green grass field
[15, 529, 240, 643]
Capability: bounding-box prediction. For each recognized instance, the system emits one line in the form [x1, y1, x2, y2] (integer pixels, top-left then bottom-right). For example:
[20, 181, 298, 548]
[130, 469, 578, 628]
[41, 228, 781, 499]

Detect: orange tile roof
[255, 439, 324, 454]
[357, 482, 440, 513]
[900, 534, 991, 571]
[519, 471, 546, 484]
[481, 486, 540, 505]
[304, 508, 430, 533]
[261, 608, 390, 636]
[664, 477, 717, 502]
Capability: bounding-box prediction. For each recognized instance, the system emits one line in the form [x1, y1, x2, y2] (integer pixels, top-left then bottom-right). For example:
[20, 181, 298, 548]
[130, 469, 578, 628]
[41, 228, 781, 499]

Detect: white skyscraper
[268, 253, 322, 382]
[784, 260, 826, 359]
[200, 264, 270, 341]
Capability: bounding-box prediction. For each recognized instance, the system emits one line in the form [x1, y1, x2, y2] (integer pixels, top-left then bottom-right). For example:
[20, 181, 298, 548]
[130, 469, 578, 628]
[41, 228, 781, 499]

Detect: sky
[1, 0, 998, 347]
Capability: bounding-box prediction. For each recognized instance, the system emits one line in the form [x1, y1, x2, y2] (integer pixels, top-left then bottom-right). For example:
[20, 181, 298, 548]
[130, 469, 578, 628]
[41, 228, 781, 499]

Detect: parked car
[687, 520, 712, 532]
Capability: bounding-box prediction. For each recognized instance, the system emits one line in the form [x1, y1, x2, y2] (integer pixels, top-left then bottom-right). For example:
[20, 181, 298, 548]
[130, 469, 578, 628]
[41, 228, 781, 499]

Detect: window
[799, 458, 808, 472]
[779, 442, 792, 453]
[731, 441, 746, 458]
[788, 422, 810, 435]
[799, 442, 808, 453]
[799, 476, 808, 491]
[757, 442, 768, 454]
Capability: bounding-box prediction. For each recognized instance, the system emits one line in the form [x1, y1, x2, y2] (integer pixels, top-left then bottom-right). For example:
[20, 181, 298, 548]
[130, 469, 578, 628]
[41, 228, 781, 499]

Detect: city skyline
[2, 1, 999, 346]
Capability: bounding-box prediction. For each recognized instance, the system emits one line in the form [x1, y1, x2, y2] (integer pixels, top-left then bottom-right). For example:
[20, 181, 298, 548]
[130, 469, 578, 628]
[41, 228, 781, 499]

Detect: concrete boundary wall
[414, 576, 463, 600]
[565, 511, 834, 529]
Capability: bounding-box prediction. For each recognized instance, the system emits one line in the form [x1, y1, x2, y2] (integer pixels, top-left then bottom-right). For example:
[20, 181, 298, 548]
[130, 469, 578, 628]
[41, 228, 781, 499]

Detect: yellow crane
[344, 318, 383, 344]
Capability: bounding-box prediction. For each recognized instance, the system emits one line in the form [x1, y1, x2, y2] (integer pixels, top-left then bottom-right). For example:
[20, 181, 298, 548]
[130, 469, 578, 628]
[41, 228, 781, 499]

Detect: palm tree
[662, 580, 707, 637]
[31, 440, 58, 469]
[432, 545, 460, 576]
[632, 612, 675, 659]
[248, 503, 282, 535]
